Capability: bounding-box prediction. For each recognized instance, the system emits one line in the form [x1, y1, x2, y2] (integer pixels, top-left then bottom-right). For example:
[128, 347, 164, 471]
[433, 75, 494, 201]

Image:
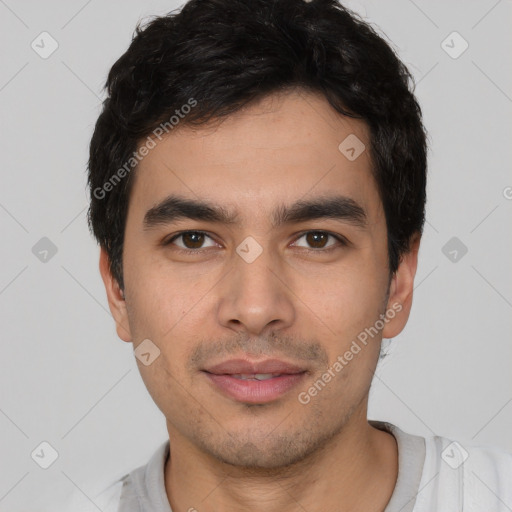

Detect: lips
[204, 358, 306, 375]
[202, 358, 307, 404]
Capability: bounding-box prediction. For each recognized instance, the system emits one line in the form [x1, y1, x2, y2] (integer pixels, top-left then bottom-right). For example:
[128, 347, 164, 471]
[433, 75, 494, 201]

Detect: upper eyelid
[166, 230, 217, 245]
[292, 231, 349, 248]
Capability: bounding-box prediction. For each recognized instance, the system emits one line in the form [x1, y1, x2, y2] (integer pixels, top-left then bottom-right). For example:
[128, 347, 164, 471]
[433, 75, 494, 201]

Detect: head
[89, 0, 427, 469]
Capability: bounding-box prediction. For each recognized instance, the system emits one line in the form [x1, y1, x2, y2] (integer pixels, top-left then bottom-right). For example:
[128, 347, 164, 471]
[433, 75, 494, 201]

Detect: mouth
[202, 358, 308, 404]
[229, 373, 290, 380]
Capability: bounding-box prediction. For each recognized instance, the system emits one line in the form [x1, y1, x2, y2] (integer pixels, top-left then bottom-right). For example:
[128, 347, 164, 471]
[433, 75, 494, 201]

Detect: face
[100, 89, 419, 469]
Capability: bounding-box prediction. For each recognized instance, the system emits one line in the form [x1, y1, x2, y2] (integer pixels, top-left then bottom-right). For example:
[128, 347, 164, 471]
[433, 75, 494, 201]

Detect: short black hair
[87, 0, 428, 293]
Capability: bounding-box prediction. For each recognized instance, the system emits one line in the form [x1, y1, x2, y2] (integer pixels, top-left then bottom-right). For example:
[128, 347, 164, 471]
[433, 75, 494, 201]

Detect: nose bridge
[217, 236, 295, 334]
[235, 237, 276, 291]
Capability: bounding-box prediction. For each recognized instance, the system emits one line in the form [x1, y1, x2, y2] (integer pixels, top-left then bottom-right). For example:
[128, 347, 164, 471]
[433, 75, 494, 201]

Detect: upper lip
[203, 358, 306, 375]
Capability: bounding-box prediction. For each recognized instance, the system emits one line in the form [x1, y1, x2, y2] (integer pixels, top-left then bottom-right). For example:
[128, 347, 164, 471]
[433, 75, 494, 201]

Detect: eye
[164, 231, 218, 251]
[163, 230, 348, 254]
[292, 231, 347, 251]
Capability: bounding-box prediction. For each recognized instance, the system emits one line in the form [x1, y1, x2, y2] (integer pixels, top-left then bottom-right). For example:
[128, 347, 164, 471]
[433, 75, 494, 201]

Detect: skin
[100, 88, 420, 512]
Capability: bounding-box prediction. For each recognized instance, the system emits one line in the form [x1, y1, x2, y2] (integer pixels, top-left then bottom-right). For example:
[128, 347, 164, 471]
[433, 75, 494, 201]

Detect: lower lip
[204, 372, 307, 404]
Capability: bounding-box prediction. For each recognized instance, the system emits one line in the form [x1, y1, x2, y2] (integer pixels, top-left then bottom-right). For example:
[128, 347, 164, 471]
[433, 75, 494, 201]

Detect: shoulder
[415, 433, 512, 511]
[60, 440, 169, 511]
[60, 476, 125, 512]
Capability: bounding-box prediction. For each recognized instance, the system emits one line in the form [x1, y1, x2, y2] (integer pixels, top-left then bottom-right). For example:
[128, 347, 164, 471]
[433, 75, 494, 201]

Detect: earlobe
[382, 234, 421, 339]
[98, 247, 132, 343]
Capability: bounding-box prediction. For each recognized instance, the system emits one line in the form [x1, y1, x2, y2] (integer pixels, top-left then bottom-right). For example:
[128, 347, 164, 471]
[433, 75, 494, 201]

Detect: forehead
[126, 90, 384, 230]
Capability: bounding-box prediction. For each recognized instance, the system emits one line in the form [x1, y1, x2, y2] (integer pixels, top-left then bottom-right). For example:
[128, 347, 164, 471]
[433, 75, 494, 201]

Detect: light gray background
[0, 0, 511, 510]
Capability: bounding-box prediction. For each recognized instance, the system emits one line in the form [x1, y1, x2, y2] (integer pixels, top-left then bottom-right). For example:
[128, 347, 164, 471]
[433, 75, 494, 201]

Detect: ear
[99, 247, 132, 343]
[382, 233, 421, 339]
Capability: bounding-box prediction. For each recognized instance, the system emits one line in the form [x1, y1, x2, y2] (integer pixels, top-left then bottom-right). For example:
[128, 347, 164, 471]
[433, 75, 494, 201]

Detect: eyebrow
[143, 193, 368, 231]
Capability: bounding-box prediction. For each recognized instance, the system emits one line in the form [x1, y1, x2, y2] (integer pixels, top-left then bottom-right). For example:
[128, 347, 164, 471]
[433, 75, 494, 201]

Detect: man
[76, 0, 512, 510]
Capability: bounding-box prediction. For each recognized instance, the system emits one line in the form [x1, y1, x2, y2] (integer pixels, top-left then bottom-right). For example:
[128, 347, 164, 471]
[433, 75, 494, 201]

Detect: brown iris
[304, 231, 329, 249]
[181, 232, 206, 249]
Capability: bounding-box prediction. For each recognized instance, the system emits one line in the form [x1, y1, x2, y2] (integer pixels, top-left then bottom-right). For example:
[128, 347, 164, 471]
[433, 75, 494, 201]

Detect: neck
[164, 407, 398, 512]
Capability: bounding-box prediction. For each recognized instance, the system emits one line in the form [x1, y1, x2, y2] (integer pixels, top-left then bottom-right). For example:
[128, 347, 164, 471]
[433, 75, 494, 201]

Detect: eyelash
[162, 230, 348, 255]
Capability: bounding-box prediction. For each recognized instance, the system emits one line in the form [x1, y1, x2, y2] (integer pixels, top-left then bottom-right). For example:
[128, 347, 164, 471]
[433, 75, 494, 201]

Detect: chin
[197, 425, 339, 471]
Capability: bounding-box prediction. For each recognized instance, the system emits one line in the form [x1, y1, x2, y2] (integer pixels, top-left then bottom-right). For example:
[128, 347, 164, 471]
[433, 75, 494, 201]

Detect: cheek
[125, 260, 213, 387]
[136, 355, 190, 424]
[303, 268, 387, 388]
[310, 265, 385, 338]
[124, 247, 212, 338]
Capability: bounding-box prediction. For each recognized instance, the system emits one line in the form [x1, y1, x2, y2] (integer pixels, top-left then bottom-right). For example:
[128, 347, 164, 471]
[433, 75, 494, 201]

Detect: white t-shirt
[64, 420, 512, 511]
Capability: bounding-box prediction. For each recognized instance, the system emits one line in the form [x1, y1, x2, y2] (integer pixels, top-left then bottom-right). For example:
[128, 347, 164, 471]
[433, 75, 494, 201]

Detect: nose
[216, 241, 295, 336]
